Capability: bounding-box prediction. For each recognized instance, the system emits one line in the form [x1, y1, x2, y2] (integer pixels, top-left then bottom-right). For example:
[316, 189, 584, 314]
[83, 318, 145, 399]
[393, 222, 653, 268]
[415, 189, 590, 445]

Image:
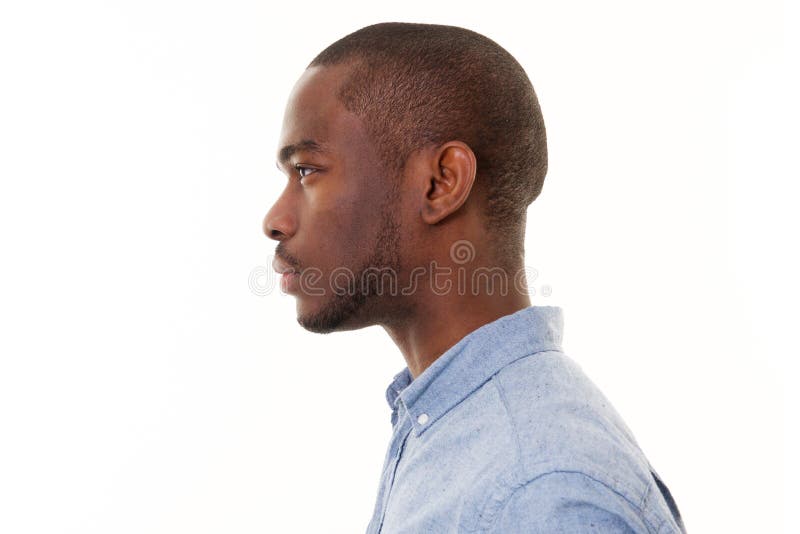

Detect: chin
[294, 291, 369, 334]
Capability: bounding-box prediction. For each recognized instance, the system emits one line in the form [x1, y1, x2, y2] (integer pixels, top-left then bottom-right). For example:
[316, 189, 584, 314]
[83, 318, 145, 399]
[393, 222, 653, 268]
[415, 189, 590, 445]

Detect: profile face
[263, 64, 405, 333]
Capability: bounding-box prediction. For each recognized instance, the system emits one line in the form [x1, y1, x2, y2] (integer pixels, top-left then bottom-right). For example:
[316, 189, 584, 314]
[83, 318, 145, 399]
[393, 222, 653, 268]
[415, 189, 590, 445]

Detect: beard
[296, 199, 402, 334]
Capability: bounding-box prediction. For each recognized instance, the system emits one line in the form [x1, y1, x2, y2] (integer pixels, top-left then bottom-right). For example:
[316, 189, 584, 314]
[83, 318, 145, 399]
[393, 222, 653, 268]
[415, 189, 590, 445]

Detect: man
[264, 22, 686, 533]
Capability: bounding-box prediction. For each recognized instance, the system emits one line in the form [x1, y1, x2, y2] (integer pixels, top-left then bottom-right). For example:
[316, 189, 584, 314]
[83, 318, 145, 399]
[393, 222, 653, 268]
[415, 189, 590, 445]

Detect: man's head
[264, 22, 548, 333]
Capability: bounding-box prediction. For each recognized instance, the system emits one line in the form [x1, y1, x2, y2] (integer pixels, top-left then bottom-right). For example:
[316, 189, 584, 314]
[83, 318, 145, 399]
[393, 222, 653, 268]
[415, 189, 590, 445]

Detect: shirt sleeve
[485, 471, 656, 533]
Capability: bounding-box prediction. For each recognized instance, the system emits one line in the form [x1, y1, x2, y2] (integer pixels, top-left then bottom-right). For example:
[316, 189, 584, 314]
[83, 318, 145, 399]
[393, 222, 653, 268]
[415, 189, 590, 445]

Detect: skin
[264, 63, 532, 379]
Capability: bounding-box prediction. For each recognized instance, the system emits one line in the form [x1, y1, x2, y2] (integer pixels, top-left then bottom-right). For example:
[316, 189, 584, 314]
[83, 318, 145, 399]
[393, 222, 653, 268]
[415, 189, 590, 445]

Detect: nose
[263, 191, 297, 241]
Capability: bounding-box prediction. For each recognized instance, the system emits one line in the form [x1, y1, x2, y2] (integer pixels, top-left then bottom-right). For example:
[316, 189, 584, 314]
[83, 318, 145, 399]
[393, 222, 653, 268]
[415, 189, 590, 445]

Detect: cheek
[340, 160, 389, 218]
[304, 185, 373, 265]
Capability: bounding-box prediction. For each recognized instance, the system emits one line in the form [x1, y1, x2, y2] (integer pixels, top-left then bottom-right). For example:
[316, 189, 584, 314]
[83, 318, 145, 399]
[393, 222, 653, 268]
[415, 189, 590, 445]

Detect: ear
[419, 141, 477, 225]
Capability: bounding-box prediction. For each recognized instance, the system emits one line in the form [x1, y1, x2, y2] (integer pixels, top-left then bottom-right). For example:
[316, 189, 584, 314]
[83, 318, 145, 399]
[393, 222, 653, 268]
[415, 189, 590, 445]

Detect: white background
[0, 1, 797, 532]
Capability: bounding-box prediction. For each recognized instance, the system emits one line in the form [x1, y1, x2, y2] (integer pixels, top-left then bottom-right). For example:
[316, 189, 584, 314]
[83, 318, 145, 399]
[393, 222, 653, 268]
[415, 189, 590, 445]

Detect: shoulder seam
[483, 470, 659, 534]
[490, 375, 525, 473]
[488, 349, 565, 475]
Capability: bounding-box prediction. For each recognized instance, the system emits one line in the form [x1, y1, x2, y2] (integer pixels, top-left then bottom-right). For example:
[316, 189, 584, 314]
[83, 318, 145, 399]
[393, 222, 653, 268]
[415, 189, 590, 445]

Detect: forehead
[278, 64, 367, 160]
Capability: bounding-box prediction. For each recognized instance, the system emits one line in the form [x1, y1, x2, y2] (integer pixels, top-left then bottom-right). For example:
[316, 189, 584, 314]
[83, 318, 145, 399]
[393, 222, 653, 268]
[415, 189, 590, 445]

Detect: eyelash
[294, 164, 316, 180]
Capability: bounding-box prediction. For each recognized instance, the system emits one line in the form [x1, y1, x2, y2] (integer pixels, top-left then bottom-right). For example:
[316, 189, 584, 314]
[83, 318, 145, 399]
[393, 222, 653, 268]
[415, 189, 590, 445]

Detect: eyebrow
[276, 139, 328, 168]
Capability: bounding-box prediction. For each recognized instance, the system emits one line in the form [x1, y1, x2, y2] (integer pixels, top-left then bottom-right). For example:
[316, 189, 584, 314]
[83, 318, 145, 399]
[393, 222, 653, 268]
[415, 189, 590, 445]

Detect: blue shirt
[366, 306, 686, 533]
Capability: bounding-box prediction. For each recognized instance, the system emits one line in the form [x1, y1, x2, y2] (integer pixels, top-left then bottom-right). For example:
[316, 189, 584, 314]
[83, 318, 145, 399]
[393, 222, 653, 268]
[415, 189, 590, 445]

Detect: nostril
[263, 208, 295, 241]
[263, 215, 282, 240]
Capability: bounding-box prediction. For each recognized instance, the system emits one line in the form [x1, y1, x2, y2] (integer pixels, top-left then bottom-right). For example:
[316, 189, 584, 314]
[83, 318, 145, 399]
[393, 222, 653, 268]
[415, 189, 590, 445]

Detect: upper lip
[272, 256, 298, 275]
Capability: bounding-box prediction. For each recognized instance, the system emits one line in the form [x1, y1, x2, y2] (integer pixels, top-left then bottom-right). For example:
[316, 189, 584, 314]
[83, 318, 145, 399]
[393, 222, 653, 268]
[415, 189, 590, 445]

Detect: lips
[272, 253, 302, 294]
[272, 255, 299, 275]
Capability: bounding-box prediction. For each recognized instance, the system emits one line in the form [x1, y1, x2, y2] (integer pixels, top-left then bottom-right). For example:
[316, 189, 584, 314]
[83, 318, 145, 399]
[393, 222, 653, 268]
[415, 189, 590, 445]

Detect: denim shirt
[366, 306, 686, 533]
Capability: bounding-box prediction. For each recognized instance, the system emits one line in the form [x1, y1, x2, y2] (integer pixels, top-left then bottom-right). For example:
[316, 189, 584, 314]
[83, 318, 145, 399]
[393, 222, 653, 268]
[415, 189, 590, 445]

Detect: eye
[294, 164, 317, 181]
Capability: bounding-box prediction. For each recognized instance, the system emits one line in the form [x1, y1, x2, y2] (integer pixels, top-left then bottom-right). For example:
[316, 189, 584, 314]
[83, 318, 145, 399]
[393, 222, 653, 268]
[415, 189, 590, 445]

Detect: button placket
[375, 409, 413, 533]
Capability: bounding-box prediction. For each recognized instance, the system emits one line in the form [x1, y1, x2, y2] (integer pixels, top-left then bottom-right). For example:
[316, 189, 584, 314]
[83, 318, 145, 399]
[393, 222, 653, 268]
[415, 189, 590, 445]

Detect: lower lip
[280, 272, 300, 293]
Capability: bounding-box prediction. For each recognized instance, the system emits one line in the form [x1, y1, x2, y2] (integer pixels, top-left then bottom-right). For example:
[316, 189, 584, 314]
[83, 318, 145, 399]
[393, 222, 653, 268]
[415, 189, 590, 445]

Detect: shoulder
[465, 350, 678, 532]
[490, 350, 646, 472]
[479, 470, 682, 533]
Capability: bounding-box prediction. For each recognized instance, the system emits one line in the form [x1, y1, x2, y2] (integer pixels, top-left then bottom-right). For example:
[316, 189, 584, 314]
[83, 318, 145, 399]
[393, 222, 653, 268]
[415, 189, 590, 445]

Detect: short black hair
[309, 22, 547, 265]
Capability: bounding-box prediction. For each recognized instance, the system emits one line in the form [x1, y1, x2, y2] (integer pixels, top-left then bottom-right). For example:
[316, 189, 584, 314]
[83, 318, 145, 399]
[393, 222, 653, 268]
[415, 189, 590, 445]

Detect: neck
[381, 285, 532, 379]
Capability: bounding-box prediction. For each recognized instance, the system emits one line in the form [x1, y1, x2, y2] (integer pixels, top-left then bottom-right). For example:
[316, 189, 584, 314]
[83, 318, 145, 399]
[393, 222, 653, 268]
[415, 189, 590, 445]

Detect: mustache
[274, 243, 302, 271]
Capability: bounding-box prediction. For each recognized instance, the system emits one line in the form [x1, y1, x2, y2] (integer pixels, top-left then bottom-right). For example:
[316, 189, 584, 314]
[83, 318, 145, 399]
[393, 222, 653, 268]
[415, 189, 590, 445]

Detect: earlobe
[420, 141, 477, 226]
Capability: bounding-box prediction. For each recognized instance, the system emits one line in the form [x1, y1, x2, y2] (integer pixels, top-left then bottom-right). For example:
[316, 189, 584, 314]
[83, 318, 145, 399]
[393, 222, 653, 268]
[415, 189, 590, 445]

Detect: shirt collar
[385, 305, 564, 437]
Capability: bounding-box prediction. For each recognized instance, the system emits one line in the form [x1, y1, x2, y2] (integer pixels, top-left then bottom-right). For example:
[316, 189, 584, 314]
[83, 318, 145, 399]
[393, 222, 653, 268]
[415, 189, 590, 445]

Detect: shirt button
[417, 413, 429, 425]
